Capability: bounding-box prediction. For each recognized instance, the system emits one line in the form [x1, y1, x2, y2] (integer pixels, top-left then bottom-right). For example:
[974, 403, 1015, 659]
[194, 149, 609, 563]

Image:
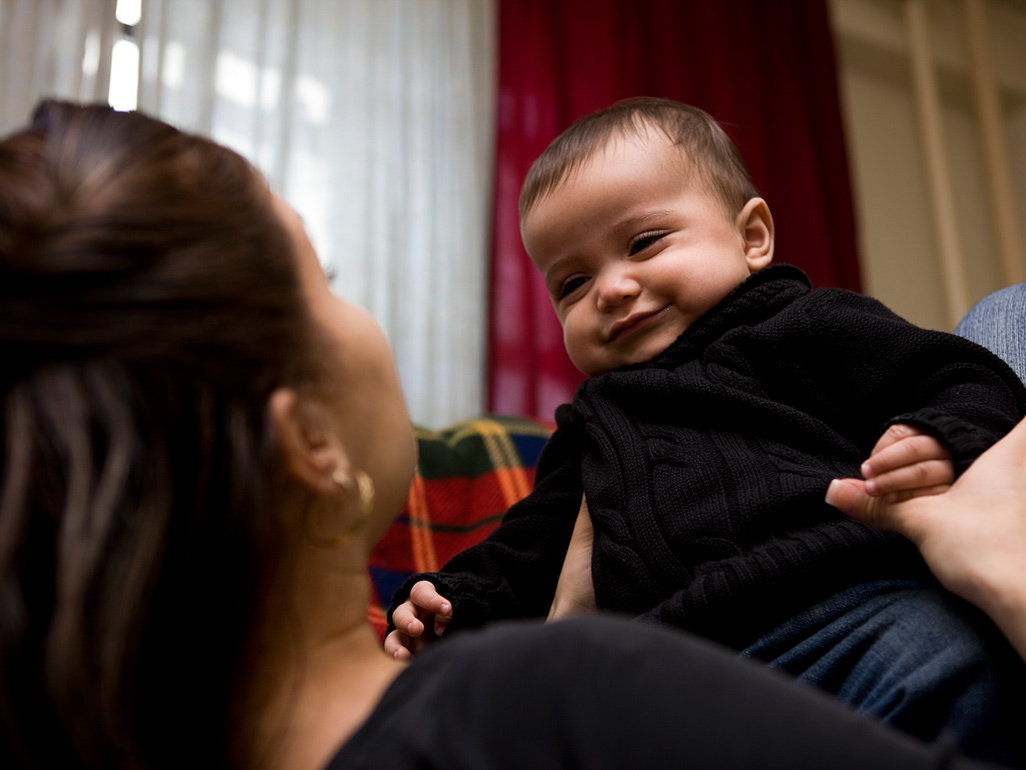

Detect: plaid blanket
[368, 415, 554, 640]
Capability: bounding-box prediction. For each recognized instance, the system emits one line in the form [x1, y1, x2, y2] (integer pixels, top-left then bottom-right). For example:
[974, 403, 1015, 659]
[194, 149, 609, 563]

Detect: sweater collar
[606, 263, 813, 375]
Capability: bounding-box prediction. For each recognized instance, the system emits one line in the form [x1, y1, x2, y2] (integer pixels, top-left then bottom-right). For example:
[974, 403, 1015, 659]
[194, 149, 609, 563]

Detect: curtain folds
[489, 0, 861, 421]
[0, 0, 118, 134]
[135, 0, 497, 428]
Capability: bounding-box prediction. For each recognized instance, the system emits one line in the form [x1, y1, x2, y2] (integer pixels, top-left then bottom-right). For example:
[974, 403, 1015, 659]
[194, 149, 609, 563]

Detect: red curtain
[488, 0, 860, 421]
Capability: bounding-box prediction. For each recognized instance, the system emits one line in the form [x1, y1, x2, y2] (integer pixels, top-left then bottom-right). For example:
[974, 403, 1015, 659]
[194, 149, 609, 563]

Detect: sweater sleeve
[386, 411, 584, 634]
[789, 289, 1026, 474]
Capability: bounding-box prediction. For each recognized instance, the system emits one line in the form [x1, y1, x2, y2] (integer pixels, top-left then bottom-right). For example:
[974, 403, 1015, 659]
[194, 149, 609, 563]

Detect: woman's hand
[826, 418, 1026, 661]
[547, 496, 597, 621]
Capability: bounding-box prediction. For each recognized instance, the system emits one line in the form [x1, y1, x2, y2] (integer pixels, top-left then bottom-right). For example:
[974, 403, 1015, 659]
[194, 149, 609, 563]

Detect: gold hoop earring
[304, 468, 376, 548]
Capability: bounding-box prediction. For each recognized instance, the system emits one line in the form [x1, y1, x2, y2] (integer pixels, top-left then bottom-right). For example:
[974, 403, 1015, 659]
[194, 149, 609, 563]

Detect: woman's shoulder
[329, 617, 688, 769]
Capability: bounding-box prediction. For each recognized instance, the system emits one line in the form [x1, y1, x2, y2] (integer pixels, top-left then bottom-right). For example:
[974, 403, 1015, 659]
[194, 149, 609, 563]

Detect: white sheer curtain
[0, 0, 118, 134]
[0, 0, 496, 427]
[136, 0, 496, 427]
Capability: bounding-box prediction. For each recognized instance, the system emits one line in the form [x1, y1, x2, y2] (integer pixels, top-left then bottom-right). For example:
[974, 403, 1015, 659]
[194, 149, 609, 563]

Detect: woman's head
[1, 101, 314, 387]
[267, 196, 416, 553]
[0, 101, 408, 768]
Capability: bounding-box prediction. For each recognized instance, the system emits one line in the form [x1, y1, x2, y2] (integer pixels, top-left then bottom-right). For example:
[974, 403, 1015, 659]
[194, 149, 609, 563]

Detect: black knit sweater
[390, 265, 1026, 649]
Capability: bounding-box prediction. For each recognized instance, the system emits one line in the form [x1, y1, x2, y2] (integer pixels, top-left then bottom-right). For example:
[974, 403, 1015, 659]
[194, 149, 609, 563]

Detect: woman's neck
[239, 550, 407, 770]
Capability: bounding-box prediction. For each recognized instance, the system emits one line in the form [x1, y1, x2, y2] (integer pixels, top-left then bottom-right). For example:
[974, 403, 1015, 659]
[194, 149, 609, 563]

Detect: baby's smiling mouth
[607, 307, 668, 343]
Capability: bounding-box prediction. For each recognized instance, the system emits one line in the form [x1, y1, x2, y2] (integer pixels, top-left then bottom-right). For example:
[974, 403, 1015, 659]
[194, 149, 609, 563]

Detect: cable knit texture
[389, 265, 1026, 649]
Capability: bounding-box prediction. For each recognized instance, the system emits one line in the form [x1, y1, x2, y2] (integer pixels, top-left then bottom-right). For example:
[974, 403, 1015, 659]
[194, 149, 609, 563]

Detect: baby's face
[522, 129, 771, 376]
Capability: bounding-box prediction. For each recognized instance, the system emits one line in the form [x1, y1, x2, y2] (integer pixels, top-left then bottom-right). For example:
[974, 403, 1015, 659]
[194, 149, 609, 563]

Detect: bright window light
[82, 30, 100, 77]
[109, 39, 140, 111]
[116, 0, 142, 26]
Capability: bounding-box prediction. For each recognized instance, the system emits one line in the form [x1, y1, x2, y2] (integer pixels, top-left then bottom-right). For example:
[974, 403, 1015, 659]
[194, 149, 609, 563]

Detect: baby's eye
[558, 275, 589, 299]
[628, 232, 667, 256]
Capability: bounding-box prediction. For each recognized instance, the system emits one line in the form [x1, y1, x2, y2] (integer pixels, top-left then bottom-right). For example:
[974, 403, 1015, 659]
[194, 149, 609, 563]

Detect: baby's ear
[738, 197, 774, 272]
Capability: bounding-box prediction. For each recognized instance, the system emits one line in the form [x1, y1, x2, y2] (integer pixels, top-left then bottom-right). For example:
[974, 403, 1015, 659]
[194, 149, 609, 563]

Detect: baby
[387, 98, 1026, 763]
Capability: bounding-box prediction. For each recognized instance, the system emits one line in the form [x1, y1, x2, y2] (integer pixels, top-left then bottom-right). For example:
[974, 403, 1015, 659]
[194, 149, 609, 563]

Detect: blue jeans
[956, 283, 1026, 384]
[741, 580, 1026, 767]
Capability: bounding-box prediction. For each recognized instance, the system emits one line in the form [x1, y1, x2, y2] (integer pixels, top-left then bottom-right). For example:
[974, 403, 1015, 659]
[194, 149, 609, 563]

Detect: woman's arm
[547, 496, 597, 621]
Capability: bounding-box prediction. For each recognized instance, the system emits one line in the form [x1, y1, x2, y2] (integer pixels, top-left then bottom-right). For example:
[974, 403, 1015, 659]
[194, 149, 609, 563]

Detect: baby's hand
[860, 423, 954, 501]
[826, 416, 1026, 661]
[383, 580, 452, 660]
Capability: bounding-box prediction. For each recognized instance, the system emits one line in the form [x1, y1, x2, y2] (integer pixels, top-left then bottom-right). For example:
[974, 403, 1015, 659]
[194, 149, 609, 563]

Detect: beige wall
[830, 0, 1026, 331]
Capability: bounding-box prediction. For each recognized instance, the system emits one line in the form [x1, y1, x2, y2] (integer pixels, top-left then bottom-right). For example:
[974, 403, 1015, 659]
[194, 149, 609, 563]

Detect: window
[109, 0, 141, 111]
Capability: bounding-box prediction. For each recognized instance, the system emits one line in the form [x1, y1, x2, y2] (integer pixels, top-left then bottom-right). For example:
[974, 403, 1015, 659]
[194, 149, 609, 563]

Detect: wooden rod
[962, 0, 1026, 286]
[904, 0, 970, 327]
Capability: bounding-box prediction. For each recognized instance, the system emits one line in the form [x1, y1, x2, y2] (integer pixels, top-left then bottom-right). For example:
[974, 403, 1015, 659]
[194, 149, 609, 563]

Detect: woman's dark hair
[0, 102, 320, 768]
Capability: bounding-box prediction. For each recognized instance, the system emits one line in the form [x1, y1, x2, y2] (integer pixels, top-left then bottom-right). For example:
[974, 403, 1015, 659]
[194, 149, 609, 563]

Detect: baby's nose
[596, 272, 641, 311]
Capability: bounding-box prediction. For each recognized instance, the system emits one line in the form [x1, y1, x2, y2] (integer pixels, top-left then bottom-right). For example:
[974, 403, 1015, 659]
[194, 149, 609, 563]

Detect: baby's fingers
[863, 430, 949, 478]
[864, 459, 954, 497]
[409, 581, 453, 620]
[866, 423, 912, 457]
[389, 601, 426, 637]
[383, 629, 414, 659]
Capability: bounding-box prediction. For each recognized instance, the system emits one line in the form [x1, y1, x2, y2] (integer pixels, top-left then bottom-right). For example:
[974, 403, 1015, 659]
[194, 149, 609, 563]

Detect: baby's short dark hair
[519, 97, 760, 221]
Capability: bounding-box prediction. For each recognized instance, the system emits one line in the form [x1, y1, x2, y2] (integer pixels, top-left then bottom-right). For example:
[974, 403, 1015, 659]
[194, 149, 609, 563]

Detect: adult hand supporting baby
[547, 496, 597, 621]
[826, 417, 1026, 661]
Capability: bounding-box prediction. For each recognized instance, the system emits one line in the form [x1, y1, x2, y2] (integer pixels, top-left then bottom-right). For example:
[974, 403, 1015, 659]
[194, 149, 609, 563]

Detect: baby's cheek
[560, 309, 605, 375]
[561, 316, 584, 355]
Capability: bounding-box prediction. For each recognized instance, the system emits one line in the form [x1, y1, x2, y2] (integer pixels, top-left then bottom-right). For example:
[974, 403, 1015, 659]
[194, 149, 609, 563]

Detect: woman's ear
[268, 387, 347, 496]
[737, 197, 775, 272]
